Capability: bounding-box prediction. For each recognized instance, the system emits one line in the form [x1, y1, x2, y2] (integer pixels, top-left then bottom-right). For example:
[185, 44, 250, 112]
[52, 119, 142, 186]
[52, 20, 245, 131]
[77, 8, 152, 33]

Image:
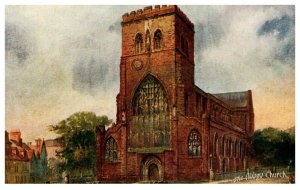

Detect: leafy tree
[48, 112, 112, 177]
[252, 127, 295, 167]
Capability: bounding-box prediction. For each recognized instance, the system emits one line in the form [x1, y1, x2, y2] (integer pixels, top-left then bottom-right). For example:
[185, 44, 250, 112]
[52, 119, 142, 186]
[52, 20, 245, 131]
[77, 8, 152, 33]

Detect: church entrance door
[141, 155, 163, 182]
[148, 163, 159, 181]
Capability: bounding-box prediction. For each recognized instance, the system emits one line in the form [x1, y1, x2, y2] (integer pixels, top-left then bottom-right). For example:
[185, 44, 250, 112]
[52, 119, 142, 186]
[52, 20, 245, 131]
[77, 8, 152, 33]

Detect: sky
[5, 5, 295, 142]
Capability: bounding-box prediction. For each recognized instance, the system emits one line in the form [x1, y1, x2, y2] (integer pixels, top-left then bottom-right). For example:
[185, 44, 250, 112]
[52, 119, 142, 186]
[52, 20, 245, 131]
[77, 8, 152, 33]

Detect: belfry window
[135, 33, 143, 53]
[188, 130, 202, 157]
[154, 29, 162, 49]
[105, 137, 117, 161]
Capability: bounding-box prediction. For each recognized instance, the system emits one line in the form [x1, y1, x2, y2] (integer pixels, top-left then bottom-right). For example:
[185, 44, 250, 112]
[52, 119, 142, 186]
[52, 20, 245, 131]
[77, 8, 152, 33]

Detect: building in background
[96, 5, 254, 182]
[5, 129, 48, 183]
[28, 138, 48, 183]
[5, 130, 31, 183]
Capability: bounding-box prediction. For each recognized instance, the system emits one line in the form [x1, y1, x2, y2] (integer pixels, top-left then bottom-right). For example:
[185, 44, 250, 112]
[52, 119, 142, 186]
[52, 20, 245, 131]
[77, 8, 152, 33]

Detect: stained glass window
[131, 75, 170, 149]
[132, 75, 168, 116]
[188, 130, 202, 157]
[105, 137, 117, 161]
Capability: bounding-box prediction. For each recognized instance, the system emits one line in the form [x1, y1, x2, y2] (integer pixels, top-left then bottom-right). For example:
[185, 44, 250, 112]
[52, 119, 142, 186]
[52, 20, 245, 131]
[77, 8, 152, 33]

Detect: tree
[48, 112, 112, 178]
[252, 127, 295, 167]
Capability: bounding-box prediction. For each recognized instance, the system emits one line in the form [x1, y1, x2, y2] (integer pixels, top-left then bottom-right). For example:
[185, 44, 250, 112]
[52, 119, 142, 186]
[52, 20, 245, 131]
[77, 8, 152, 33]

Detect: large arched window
[131, 75, 170, 149]
[105, 137, 117, 161]
[154, 29, 162, 49]
[188, 130, 202, 157]
[135, 33, 143, 53]
[132, 75, 168, 115]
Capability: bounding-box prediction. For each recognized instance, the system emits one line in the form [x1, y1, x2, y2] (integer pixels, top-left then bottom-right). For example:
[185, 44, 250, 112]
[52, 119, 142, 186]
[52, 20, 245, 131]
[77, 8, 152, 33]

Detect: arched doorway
[148, 163, 159, 181]
[141, 155, 163, 182]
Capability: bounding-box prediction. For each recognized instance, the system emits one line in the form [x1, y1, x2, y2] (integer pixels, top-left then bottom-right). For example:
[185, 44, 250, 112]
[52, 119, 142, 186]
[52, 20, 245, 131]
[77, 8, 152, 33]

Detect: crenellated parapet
[122, 5, 194, 30]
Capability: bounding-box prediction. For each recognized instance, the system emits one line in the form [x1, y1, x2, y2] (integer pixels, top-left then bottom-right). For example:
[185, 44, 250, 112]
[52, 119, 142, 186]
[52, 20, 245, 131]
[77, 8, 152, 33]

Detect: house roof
[213, 91, 249, 108]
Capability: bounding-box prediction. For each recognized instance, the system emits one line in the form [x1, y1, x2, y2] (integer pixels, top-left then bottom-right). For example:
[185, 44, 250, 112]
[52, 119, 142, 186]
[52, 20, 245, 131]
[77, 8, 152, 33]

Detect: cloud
[108, 19, 122, 33]
[5, 23, 34, 66]
[5, 5, 295, 141]
[258, 15, 294, 40]
[179, 6, 295, 93]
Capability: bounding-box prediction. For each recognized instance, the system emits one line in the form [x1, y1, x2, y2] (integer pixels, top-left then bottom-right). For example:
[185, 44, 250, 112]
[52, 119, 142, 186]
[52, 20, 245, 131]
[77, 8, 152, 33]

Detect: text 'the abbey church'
[96, 5, 254, 182]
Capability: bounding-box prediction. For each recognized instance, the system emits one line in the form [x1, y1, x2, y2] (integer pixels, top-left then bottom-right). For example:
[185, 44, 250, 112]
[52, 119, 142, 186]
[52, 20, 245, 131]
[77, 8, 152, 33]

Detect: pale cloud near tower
[5, 5, 294, 142]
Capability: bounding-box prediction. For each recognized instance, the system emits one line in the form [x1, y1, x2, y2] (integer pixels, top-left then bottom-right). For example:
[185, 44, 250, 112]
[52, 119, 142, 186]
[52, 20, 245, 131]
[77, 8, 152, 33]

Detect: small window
[105, 137, 117, 161]
[188, 130, 202, 157]
[135, 33, 143, 53]
[154, 29, 162, 49]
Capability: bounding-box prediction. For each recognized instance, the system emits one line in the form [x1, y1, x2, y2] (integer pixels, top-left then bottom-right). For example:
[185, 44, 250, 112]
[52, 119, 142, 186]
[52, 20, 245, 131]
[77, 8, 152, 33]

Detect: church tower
[117, 4, 195, 150]
[96, 5, 254, 182]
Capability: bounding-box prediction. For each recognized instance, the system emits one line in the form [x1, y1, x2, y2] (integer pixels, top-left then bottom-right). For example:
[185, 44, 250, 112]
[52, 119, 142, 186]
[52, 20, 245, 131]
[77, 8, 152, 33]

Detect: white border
[0, 1, 298, 190]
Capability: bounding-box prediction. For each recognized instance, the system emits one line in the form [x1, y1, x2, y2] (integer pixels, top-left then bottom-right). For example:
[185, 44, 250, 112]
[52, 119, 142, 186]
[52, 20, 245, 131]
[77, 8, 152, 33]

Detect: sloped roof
[213, 91, 249, 107]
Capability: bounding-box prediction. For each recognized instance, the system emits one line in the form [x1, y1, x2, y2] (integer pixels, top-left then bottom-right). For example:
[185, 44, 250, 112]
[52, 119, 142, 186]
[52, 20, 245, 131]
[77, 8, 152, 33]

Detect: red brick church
[96, 5, 254, 182]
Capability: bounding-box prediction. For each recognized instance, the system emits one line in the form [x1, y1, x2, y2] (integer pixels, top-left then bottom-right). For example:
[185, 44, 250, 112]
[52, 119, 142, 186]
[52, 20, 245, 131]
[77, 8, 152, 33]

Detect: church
[96, 5, 254, 182]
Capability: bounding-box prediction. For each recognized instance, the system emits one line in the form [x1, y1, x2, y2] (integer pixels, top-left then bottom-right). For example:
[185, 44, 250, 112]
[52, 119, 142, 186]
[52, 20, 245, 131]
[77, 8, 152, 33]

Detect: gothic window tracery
[135, 33, 143, 53]
[105, 137, 117, 161]
[131, 75, 170, 149]
[188, 130, 202, 157]
[133, 76, 168, 115]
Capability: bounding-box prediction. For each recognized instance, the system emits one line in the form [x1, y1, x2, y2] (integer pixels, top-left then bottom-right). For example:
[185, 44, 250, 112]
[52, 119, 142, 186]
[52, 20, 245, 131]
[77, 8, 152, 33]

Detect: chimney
[10, 129, 22, 145]
[35, 138, 42, 149]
